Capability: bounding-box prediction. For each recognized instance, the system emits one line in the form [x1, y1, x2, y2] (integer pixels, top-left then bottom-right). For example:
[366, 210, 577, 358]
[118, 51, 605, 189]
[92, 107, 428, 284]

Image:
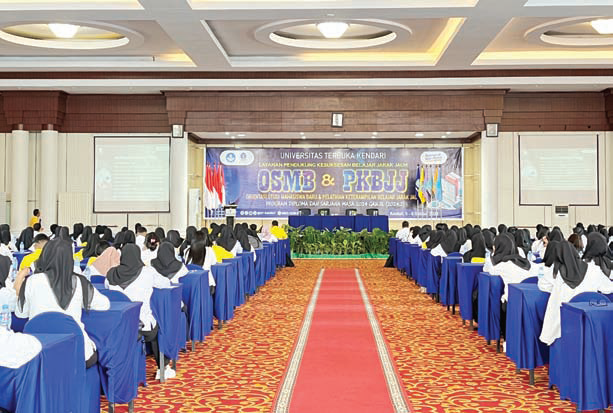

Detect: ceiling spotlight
[317, 22, 349, 39]
[231, 135, 236, 140]
[225, 132, 230, 136]
[373, 132, 378, 135]
[591, 19, 613, 34]
[446, 131, 451, 135]
[237, 133, 246, 137]
[301, 136, 306, 140]
[371, 135, 376, 139]
[300, 132, 304, 135]
[415, 133, 424, 137]
[441, 135, 447, 138]
[48, 23, 80, 39]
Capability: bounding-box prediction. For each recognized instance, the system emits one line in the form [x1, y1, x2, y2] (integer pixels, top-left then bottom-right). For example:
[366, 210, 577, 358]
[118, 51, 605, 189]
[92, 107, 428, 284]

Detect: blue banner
[204, 147, 463, 219]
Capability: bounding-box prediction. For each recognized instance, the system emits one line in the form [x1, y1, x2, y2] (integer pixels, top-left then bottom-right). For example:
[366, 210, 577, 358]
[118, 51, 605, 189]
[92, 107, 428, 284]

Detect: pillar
[480, 130, 498, 228]
[170, 133, 188, 230]
[40, 129, 59, 227]
[10, 129, 29, 231]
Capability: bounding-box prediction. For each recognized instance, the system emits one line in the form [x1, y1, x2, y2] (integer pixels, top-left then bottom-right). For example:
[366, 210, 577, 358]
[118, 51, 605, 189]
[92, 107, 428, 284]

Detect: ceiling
[1, 0, 613, 92]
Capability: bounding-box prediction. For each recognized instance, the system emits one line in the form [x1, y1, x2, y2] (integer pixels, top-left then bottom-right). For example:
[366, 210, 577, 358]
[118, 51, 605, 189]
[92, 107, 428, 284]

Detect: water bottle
[74, 259, 82, 275]
[10, 258, 18, 281]
[527, 251, 534, 262]
[0, 304, 11, 332]
[538, 265, 544, 279]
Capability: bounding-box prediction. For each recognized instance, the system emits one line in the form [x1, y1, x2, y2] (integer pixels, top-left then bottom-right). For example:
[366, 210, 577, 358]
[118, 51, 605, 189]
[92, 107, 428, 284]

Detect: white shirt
[203, 247, 218, 287]
[531, 239, 543, 254]
[105, 266, 171, 331]
[485, 260, 537, 302]
[16, 272, 110, 360]
[430, 245, 447, 258]
[396, 228, 411, 243]
[0, 330, 43, 368]
[230, 243, 242, 256]
[459, 240, 472, 255]
[135, 235, 146, 251]
[410, 236, 422, 245]
[168, 264, 189, 283]
[538, 262, 613, 345]
[581, 234, 588, 252]
[0, 285, 17, 311]
[140, 248, 158, 266]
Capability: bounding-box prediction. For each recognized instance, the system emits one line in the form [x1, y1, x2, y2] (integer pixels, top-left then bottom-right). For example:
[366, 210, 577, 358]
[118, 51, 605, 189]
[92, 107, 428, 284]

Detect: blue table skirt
[439, 257, 462, 306]
[82, 302, 142, 404]
[263, 243, 274, 281]
[389, 238, 398, 268]
[180, 270, 214, 342]
[477, 273, 505, 342]
[151, 285, 185, 361]
[407, 244, 420, 279]
[238, 252, 256, 296]
[211, 263, 235, 322]
[554, 302, 613, 411]
[0, 333, 80, 413]
[415, 248, 429, 287]
[505, 284, 550, 370]
[398, 242, 410, 275]
[254, 248, 266, 288]
[288, 215, 389, 232]
[425, 253, 442, 294]
[457, 263, 484, 322]
[223, 257, 245, 308]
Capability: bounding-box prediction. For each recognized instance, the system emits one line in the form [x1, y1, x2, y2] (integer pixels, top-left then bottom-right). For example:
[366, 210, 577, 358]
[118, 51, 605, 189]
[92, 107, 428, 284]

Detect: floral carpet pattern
[102, 260, 595, 412]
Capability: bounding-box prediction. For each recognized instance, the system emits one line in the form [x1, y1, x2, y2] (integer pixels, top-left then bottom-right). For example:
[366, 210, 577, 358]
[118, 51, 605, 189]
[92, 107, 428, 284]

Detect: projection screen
[519, 134, 598, 206]
[94, 136, 171, 213]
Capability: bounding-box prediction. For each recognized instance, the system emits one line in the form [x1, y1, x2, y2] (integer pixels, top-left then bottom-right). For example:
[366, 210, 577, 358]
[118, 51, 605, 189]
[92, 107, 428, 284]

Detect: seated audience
[396, 221, 411, 242]
[270, 220, 288, 240]
[19, 234, 49, 271]
[15, 239, 110, 367]
[151, 242, 188, 283]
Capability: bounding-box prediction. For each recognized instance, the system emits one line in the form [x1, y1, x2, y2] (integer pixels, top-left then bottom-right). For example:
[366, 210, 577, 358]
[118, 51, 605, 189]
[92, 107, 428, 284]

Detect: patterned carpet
[102, 260, 595, 412]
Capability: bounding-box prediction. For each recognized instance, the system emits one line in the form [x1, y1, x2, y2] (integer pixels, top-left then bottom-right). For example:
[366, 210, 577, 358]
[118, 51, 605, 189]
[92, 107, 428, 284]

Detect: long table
[289, 215, 389, 232]
[0, 333, 80, 413]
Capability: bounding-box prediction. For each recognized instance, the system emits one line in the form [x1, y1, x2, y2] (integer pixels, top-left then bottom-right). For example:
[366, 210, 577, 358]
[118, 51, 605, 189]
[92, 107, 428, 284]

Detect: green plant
[287, 225, 393, 256]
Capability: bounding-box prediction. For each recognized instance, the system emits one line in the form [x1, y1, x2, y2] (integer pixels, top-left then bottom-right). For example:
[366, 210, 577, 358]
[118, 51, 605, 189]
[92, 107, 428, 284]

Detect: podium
[223, 204, 237, 228]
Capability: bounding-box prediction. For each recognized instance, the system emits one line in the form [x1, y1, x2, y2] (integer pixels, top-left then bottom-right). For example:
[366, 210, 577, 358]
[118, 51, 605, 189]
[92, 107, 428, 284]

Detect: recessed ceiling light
[225, 132, 230, 136]
[237, 133, 246, 137]
[317, 22, 349, 39]
[334, 133, 341, 137]
[591, 19, 613, 34]
[446, 131, 451, 135]
[301, 136, 306, 140]
[299, 132, 304, 135]
[373, 132, 378, 135]
[415, 133, 424, 137]
[441, 135, 446, 138]
[231, 136, 236, 140]
[371, 135, 376, 139]
[48, 23, 80, 39]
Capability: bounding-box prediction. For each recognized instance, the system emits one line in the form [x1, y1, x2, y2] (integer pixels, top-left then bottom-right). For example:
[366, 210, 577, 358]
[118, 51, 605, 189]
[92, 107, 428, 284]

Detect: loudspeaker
[298, 208, 311, 216]
[345, 208, 357, 216]
[366, 208, 379, 216]
[318, 208, 330, 216]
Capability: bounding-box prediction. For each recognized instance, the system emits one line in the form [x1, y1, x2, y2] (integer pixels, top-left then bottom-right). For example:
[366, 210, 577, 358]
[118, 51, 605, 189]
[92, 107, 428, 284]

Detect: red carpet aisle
[274, 269, 409, 413]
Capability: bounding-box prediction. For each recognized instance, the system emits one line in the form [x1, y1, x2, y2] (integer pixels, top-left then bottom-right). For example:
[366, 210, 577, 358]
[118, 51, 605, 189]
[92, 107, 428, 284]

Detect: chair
[24, 312, 100, 413]
[570, 292, 611, 303]
[366, 208, 379, 216]
[186, 263, 203, 271]
[298, 208, 311, 216]
[317, 208, 330, 216]
[90, 275, 106, 284]
[345, 208, 357, 216]
[521, 277, 538, 284]
[99, 289, 131, 302]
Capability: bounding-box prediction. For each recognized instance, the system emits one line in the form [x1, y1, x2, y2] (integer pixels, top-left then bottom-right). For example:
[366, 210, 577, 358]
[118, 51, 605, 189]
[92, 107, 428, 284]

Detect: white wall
[0, 132, 180, 232]
[491, 131, 612, 233]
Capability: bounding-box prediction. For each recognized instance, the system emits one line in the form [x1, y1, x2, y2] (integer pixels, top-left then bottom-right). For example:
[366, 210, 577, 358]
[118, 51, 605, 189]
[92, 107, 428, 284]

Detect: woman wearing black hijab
[217, 225, 238, 253]
[154, 227, 166, 242]
[497, 224, 507, 234]
[82, 232, 100, 260]
[608, 227, 613, 251]
[102, 227, 114, 243]
[49, 224, 58, 240]
[514, 230, 531, 258]
[15, 239, 110, 367]
[425, 230, 444, 250]
[483, 229, 495, 253]
[236, 226, 252, 253]
[106, 243, 172, 377]
[583, 233, 612, 279]
[113, 231, 125, 249]
[16, 227, 34, 251]
[418, 225, 431, 245]
[210, 223, 222, 240]
[179, 226, 197, 257]
[539, 241, 613, 345]
[547, 227, 564, 243]
[122, 230, 136, 246]
[455, 228, 467, 252]
[0, 255, 15, 309]
[165, 230, 183, 251]
[151, 242, 188, 282]
[484, 233, 534, 303]
[0, 229, 14, 254]
[432, 230, 458, 257]
[463, 232, 486, 263]
[80, 226, 93, 246]
[95, 225, 105, 236]
[71, 223, 84, 242]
